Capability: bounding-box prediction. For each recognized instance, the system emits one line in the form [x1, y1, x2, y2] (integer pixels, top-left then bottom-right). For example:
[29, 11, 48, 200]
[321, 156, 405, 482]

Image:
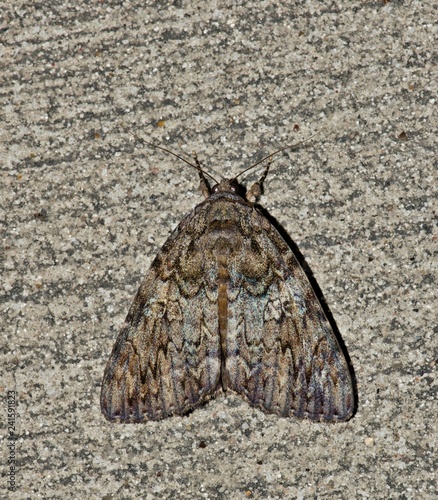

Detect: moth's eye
[230, 185, 237, 193]
[212, 184, 219, 193]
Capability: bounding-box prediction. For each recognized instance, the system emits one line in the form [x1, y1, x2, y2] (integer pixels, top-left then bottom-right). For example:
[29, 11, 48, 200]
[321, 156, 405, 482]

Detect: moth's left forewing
[226, 207, 354, 422]
[101, 206, 222, 422]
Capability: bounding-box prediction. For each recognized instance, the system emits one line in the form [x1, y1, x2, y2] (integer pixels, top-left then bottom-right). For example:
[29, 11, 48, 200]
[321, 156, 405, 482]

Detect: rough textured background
[1, 1, 436, 498]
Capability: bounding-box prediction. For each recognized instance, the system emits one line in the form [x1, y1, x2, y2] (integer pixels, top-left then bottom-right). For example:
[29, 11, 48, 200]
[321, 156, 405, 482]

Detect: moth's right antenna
[240, 132, 320, 203]
[234, 132, 320, 182]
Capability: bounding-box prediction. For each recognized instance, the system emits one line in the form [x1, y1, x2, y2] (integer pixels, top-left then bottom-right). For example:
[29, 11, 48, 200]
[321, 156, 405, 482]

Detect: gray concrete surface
[2, 1, 436, 498]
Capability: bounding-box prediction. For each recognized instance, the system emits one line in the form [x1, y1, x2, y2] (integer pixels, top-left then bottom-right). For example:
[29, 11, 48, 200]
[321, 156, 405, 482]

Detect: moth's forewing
[200, 192, 354, 421]
[100, 207, 222, 422]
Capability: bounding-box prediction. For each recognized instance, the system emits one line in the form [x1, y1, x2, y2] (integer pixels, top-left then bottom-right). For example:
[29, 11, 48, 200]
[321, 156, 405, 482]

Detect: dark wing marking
[225, 209, 354, 421]
[100, 215, 221, 422]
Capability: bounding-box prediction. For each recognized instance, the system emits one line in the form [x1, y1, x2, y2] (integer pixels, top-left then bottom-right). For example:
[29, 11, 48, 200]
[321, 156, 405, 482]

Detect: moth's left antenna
[145, 142, 218, 184]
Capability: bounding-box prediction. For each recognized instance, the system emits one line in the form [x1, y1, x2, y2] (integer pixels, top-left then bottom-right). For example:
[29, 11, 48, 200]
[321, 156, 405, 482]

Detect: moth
[101, 143, 354, 423]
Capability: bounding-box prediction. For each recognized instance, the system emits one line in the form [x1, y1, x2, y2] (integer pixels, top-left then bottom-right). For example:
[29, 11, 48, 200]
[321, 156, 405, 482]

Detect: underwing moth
[101, 144, 355, 423]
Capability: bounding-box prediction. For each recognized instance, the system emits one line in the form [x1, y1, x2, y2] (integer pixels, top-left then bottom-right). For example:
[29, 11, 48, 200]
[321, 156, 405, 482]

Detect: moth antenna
[145, 142, 219, 184]
[234, 132, 320, 182]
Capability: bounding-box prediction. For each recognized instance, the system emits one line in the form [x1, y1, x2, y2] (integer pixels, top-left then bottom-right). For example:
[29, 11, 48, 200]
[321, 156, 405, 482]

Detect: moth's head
[211, 178, 244, 197]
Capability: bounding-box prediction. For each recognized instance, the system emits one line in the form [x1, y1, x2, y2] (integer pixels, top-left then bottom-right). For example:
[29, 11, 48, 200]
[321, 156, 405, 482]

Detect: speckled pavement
[2, 1, 436, 498]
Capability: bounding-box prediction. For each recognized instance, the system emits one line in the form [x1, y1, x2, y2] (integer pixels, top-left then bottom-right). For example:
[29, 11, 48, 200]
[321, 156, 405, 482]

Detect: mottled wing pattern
[100, 215, 221, 422]
[225, 208, 354, 421]
[101, 181, 354, 423]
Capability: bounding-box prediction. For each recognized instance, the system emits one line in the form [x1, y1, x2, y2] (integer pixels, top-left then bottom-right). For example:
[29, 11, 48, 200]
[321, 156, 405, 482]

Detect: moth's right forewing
[225, 208, 354, 421]
[269, 220, 355, 421]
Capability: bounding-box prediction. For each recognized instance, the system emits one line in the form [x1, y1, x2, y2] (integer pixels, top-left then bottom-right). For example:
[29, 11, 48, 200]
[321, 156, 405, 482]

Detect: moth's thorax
[191, 194, 250, 261]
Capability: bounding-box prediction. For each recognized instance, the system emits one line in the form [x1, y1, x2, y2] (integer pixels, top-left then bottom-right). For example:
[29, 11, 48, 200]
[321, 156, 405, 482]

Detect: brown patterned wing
[225, 210, 354, 421]
[100, 221, 221, 422]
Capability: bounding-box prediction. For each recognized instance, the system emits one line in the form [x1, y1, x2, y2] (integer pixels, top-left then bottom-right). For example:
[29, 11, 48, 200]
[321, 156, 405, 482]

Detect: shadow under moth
[101, 143, 355, 423]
